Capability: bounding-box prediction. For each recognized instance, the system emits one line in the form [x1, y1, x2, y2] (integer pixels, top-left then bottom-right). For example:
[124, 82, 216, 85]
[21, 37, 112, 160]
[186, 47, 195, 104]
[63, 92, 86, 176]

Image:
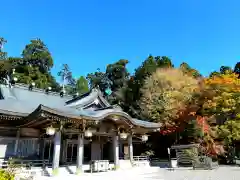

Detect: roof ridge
[13, 83, 73, 98]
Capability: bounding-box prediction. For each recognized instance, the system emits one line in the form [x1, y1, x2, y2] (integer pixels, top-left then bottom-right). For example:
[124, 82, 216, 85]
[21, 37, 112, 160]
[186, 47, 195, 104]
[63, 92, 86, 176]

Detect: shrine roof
[0, 84, 71, 105]
[0, 84, 161, 129]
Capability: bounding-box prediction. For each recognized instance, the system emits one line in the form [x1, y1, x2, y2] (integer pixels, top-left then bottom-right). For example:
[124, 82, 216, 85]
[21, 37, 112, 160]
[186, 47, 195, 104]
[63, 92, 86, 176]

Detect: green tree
[209, 71, 221, 77]
[209, 65, 232, 78]
[217, 117, 240, 144]
[220, 66, 232, 74]
[0, 38, 59, 89]
[58, 64, 76, 94]
[76, 76, 89, 94]
[0, 38, 20, 83]
[122, 55, 173, 118]
[0, 38, 10, 82]
[179, 119, 203, 143]
[87, 59, 129, 100]
[87, 69, 107, 90]
[22, 38, 53, 73]
[180, 62, 201, 78]
[106, 59, 129, 92]
[234, 62, 240, 77]
[0, 37, 7, 60]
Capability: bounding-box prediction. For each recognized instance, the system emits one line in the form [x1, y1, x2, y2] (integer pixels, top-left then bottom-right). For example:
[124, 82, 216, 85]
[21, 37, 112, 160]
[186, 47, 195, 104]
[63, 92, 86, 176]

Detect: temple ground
[36, 166, 240, 180]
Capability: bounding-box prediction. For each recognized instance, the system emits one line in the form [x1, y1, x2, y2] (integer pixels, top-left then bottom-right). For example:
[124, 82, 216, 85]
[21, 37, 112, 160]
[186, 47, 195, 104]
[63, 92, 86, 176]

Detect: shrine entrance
[64, 139, 91, 165]
[102, 141, 113, 161]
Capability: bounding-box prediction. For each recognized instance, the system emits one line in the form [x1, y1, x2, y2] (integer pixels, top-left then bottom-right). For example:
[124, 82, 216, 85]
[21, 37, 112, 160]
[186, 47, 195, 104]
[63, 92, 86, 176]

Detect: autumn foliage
[140, 68, 240, 155]
[140, 68, 200, 129]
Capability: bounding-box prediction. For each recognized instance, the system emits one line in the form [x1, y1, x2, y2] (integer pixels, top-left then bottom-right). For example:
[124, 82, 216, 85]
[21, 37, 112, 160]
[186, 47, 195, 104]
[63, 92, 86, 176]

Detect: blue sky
[1, 0, 240, 81]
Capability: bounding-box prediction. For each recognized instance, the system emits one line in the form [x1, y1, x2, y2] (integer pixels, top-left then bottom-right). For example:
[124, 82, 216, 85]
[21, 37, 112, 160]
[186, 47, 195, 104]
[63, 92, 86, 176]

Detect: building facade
[0, 83, 161, 174]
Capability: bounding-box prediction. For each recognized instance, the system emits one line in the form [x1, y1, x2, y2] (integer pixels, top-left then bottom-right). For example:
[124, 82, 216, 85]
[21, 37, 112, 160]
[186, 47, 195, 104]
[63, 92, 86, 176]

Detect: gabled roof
[65, 88, 110, 109]
[0, 84, 161, 129]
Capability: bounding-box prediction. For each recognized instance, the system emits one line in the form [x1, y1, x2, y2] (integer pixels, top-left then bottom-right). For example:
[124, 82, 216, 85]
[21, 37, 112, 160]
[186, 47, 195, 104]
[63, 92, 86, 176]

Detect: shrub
[0, 169, 14, 180]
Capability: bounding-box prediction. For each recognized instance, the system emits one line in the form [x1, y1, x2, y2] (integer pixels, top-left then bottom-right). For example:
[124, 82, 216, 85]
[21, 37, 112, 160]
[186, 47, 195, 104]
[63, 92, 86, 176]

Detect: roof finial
[3, 75, 11, 87]
[3, 69, 18, 88]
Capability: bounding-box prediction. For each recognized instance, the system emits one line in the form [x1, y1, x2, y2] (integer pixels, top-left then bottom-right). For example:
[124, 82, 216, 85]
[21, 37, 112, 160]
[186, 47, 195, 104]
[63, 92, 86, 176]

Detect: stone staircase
[36, 166, 164, 180]
[119, 160, 133, 169]
[35, 159, 152, 178]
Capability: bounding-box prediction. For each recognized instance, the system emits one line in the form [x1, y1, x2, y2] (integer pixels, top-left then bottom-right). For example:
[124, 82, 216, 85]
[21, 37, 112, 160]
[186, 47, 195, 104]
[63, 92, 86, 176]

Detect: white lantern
[32, 82, 35, 86]
[120, 132, 128, 140]
[112, 115, 119, 121]
[141, 135, 148, 142]
[13, 77, 18, 82]
[84, 130, 93, 137]
[48, 87, 52, 90]
[46, 126, 55, 136]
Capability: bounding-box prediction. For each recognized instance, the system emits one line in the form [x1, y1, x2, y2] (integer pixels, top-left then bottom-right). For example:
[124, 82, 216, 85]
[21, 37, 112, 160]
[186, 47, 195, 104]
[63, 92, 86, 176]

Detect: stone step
[43, 166, 162, 178]
[119, 160, 132, 169]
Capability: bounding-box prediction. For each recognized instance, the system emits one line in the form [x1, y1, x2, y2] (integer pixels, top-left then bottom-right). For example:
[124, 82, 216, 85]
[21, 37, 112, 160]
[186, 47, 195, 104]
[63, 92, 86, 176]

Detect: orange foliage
[196, 116, 210, 133]
[204, 73, 240, 92]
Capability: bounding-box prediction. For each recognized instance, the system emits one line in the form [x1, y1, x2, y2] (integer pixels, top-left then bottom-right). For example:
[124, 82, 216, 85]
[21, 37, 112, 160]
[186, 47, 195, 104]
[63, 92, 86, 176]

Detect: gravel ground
[142, 166, 240, 180]
[36, 166, 240, 180]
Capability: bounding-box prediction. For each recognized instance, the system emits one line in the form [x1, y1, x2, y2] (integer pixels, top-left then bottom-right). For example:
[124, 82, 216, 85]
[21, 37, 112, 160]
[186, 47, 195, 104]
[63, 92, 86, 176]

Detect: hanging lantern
[84, 130, 93, 137]
[13, 77, 18, 82]
[120, 132, 128, 140]
[46, 126, 56, 136]
[112, 115, 119, 121]
[141, 135, 148, 142]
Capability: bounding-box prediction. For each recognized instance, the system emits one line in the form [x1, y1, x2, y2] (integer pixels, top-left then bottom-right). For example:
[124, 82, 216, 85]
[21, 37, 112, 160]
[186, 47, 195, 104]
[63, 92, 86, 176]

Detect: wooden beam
[27, 118, 52, 128]
[19, 115, 43, 127]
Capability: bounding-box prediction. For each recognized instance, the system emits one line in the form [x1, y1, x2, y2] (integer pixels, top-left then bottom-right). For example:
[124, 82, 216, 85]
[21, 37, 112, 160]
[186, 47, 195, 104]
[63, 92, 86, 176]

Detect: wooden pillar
[61, 140, 67, 164]
[128, 135, 134, 163]
[52, 131, 61, 174]
[42, 139, 46, 160]
[113, 135, 119, 170]
[76, 134, 84, 174]
[14, 129, 20, 155]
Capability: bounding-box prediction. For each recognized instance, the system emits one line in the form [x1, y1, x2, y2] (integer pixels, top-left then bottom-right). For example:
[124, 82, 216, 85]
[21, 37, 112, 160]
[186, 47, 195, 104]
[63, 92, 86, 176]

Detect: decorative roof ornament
[3, 68, 18, 88]
[105, 88, 112, 96]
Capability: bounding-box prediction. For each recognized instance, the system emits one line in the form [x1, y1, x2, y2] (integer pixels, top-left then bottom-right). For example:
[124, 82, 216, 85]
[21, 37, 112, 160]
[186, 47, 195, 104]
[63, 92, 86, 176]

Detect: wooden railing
[120, 155, 149, 161]
[0, 158, 50, 169]
[133, 156, 149, 161]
